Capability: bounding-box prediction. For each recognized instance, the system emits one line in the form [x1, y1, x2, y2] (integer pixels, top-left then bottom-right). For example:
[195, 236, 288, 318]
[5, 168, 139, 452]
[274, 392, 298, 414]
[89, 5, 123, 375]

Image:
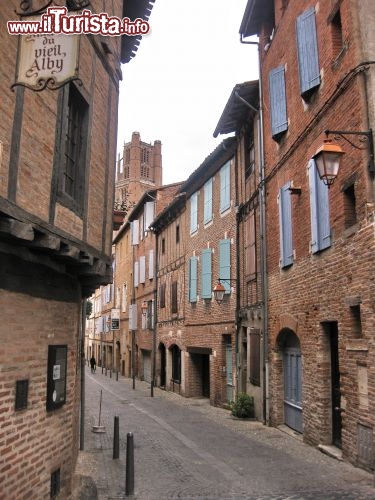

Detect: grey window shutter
[279, 182, 294, 267]
[296, 7, 320, 96]
[201, 249, 212, 299]
[269, 66, 288, 137]
[308, 160, 331, 253]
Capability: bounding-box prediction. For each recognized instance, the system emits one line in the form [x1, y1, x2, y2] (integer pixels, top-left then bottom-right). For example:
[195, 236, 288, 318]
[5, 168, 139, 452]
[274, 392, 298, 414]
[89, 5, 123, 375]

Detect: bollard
[113, 416, 119, 459]
[101, 366, 103, 374]
[116, 370, 119, 381]
[125, 432, 134, 496]
[105, 368, 107, 376]
[110, 369, 112, 378]
[151, 380, 154, 397]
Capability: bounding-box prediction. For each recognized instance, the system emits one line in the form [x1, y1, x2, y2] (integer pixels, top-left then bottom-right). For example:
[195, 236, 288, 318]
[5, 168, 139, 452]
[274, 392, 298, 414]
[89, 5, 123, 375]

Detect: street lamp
[312, 129, 375, 187]
[213, 279, 236, 305]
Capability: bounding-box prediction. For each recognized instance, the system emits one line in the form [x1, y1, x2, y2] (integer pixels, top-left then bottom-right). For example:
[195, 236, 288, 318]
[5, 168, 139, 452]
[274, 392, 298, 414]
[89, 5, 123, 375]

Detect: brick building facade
[0, 1, 154, 497]
[240, 0, 375, 469]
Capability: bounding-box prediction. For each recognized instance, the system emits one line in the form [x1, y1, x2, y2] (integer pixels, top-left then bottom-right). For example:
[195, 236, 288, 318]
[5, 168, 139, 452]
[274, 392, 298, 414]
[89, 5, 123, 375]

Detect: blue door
[283, 347, 303, 433]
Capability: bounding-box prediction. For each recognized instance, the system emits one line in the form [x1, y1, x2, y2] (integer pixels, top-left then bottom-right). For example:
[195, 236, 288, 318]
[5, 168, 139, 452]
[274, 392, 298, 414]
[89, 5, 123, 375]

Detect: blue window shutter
[201, 249, 212, 299]
[189, 257, 198, 302]
[269, 66, 288, 137]
[296, 7, 320, 95]
[219, 239, 231, 293]
[308, 160, 331, 253]
[220, 161, 231, 213]
[279, 182, 294, 267]
[204, 178, 213, 224]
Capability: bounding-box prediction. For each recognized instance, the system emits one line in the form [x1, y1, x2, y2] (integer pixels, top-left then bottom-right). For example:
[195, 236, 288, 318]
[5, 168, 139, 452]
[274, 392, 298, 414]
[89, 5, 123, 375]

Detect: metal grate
[15, 379, 29, 411]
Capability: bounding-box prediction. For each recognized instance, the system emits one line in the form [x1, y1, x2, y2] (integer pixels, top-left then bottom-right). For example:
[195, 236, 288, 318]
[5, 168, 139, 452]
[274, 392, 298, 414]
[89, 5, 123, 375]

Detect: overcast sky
[117, 0, 259, 185]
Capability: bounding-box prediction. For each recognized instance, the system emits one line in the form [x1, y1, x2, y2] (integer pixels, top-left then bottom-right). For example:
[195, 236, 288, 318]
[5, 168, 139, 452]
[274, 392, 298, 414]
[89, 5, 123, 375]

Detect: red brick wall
[258, 0, 375, 468]
[0, 290, 80, 499]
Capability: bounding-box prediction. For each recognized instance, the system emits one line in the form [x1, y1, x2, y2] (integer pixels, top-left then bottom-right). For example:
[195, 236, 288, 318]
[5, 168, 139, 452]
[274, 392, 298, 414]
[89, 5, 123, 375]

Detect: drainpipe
[152, 229, 159, 389]
[80, 297, 87, 450]
[240, 36, 269, 426]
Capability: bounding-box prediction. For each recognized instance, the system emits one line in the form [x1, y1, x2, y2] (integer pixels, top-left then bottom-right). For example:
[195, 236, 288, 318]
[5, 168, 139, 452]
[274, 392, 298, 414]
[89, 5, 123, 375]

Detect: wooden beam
[0, 217, 34, 241]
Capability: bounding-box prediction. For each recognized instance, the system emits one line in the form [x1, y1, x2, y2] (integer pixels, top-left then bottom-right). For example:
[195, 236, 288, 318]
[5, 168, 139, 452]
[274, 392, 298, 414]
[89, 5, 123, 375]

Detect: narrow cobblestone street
[74, 366, 375, 499]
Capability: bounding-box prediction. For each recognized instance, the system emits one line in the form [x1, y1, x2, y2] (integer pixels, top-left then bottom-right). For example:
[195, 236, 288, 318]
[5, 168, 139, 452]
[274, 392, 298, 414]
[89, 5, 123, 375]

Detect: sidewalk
[72, 367, 374, 500]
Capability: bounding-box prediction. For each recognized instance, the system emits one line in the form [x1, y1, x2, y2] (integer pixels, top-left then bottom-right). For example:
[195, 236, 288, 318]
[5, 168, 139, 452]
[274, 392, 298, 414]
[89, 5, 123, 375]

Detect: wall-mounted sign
[12, 16, 80, 91]
[111, 308, 120, 330]
[47, 345, 67, 411]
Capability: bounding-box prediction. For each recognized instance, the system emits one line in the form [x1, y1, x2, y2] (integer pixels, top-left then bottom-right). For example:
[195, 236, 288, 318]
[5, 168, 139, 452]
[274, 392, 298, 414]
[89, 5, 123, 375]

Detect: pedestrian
[90, 356, 96, 373]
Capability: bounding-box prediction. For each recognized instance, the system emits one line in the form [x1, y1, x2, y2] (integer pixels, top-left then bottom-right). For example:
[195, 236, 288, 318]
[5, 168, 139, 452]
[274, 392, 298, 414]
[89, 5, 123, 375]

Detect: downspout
[234, 139, 241, 399]
[152, 229, 159, 389]
[240, 35, 269, 426]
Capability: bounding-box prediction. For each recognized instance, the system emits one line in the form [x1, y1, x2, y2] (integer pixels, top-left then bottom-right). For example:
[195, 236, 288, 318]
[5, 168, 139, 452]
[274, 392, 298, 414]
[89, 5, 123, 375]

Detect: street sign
[111, 308, 120, 330]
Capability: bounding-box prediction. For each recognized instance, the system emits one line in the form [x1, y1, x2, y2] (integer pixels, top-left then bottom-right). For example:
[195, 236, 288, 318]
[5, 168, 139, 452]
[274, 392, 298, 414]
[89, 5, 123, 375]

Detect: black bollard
[110, 369, 112, 378]
[151, 380, 154, 397]
[125, 432, 134, 496]
[113, 416, 119, 459]
[105, 368, 107, 376]
[116, 370, 119, 381]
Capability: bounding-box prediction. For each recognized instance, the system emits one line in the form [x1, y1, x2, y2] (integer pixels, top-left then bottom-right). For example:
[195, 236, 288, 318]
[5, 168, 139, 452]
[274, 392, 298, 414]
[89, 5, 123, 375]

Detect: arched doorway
[277, 329, 303, 433]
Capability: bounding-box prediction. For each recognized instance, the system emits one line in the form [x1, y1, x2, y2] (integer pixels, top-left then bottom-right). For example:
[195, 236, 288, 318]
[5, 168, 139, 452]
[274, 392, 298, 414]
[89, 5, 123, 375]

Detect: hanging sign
[12, 15, 80, 91]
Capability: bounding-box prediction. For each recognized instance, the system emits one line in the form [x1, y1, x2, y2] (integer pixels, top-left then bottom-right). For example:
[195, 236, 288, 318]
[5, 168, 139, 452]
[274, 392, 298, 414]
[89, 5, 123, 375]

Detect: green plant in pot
[231, 393, 254, 418]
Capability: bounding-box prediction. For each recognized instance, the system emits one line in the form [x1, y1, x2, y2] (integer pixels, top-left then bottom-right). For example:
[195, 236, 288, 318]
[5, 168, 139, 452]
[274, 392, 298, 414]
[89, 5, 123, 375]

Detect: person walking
[90, 356, 96, 373]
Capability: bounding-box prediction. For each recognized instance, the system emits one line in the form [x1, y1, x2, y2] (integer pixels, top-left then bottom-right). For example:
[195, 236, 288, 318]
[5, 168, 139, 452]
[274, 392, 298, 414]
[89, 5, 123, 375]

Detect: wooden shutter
[308, 160, 331, 253]
[279, 182, 294, 267]
[131, 220, 139, 245]
[189, 256, 198, 302]
[220, 161, 231, 212]
[190, 192, 198, 233]
[148, 249, 154, 279]
[201, 249, 212, 299]
[204, 178, 213, 224]
[144, 201, 155, 230]
[246, 211, 256, 278]
[296, 7, 320, 96]
[139, 256, 145, 283]
[269, 66, 288, 138]
[134, 261, 139, 287]
[219, 239, 231, 293]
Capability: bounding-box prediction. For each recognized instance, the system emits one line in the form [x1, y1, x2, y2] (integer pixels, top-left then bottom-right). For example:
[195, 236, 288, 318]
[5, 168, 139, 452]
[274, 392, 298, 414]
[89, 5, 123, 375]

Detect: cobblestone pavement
[73, 367, 375, 500]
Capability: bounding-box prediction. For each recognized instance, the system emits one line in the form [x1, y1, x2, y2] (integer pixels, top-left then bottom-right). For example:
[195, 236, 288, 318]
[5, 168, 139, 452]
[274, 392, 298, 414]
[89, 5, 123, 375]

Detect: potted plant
[231, 393, 255, 419]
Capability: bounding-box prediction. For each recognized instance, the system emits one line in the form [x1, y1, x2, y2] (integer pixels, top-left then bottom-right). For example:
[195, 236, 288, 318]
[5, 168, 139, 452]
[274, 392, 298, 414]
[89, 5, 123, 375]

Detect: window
[161, 238, 165, 254]
[219, 239, 231, 294]
[190, 192, 198, 233]
[204, 178, 213, 224]
[220, 161, 231, 213]
[50, 469, 60, 498]
[171, 281, 178, 314]
[245, 128, 255, 179]
[330, 5, 344, 59]
[245, 211, 256, 279]
[201, 248, 212, 299]
[58, 83, 88, 213]
[279, 182, 293, 268]
[350, 305, 362, 338]
[141, 147, 150, 163]
[188, 256, 198, 303]
[250, 328, 260, 386]
[144, 201, 155, 231]
[171, 345, 181, 383]
[176, 224, 180, 244]
[296, 7, 320, 98]
[125, 148, 130, 163]
[308, 160, 331, 253]
[343, 183, 357, 228]
[160, 283, 166, 308]
[269, 66, 288, 139]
